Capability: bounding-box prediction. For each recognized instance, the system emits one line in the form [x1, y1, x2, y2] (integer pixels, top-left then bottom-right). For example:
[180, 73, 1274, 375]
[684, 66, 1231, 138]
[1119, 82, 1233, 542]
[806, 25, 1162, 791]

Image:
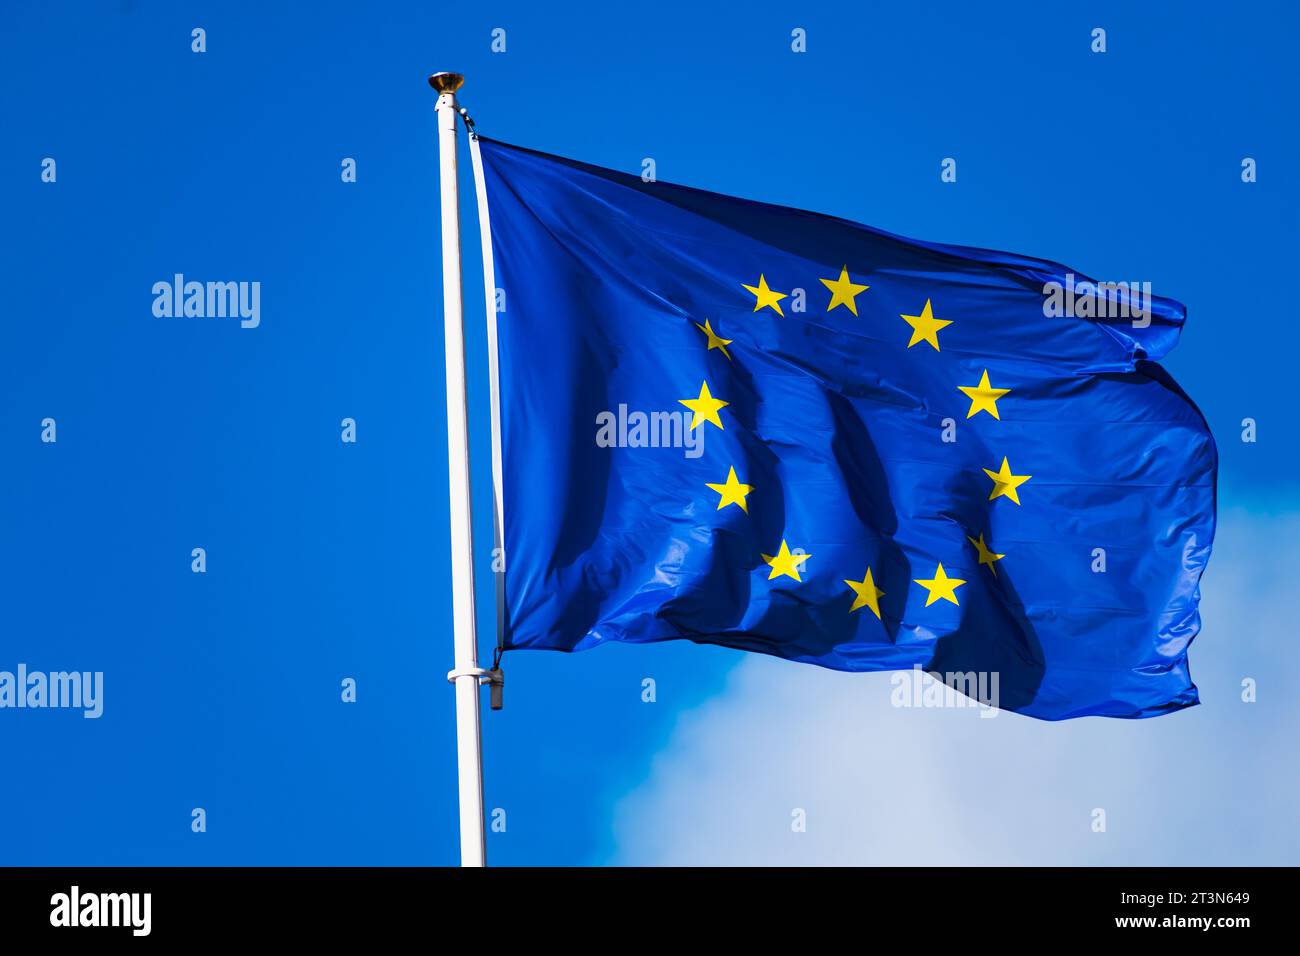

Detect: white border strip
[467, 131, 506, 652]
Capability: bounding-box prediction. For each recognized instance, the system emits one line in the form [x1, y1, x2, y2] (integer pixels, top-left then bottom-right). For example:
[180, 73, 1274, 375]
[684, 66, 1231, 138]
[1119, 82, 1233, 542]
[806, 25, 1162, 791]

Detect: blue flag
[477, 137, 1216, 720]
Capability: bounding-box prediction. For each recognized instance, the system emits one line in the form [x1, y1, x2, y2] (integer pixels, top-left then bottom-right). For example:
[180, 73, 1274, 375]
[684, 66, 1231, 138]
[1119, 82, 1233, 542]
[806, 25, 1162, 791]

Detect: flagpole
[430, 70, 487, 868]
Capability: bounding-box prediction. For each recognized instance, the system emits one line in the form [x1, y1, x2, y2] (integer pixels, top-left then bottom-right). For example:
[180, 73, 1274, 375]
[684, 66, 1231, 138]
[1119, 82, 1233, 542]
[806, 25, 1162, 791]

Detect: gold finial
[428, 72, 465, 93]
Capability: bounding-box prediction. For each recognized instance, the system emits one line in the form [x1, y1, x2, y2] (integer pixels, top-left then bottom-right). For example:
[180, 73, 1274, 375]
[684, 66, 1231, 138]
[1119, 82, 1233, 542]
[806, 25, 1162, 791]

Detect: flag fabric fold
[477, 136, 1216, 720]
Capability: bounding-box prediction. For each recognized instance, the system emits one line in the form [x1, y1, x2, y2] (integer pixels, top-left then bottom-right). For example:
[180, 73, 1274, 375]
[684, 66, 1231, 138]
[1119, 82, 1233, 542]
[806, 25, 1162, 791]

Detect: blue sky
[1, 1, 1296, 865]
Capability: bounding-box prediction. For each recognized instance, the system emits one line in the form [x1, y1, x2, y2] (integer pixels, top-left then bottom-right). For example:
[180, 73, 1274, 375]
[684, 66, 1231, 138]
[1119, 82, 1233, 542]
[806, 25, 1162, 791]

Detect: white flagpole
[429, 70, 487, 868]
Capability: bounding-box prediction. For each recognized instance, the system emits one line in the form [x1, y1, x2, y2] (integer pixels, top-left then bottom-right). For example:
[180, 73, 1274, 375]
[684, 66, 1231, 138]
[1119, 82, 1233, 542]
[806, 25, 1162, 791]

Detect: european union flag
[477, 138, 1216, 720]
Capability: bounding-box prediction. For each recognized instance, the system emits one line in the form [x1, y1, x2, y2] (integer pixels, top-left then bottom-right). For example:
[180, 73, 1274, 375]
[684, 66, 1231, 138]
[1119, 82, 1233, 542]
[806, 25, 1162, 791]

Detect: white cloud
[607, 509, 1300, 865]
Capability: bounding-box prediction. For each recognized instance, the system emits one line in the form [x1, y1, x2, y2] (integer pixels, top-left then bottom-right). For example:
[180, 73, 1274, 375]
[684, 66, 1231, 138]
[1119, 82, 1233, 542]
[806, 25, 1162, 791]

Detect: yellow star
[966, 532, 1006, 576]
[742, 274, 787, 316]
[900, 298, 952, 351]
[957, 369, 1010, 420]
[914, 562, 966, 607]
[705, 466, 753, 512]
[693, 318, 733, 360]
[983, 457, 1031, 505]
[819, 265, 869, 316]
[761, 539, 811, 582]
[678, 380, 729, 431]
[845, 567, 885, 618]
